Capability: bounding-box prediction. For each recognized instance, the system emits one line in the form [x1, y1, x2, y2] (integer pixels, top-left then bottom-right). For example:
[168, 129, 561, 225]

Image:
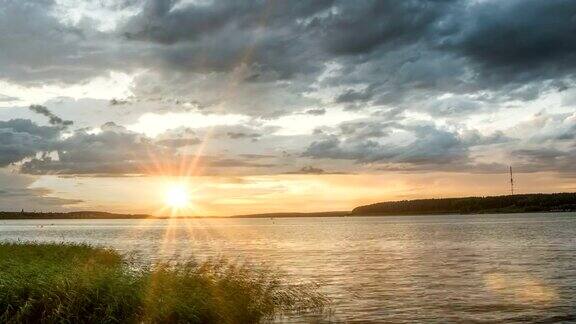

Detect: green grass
[0, 243, 328, 323]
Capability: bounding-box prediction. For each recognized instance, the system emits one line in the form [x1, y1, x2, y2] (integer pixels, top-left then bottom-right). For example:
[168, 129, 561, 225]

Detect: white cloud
[127, 111, 251, 137]
[0, 72, 135, 108]
[267, 108, 367, 136]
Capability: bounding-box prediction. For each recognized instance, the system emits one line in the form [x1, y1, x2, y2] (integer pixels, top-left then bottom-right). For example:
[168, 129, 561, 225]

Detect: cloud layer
[1, 0, 576, 207]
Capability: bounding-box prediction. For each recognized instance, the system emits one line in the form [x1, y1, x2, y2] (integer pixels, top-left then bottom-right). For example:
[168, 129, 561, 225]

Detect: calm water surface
[1, 213, 575, 323]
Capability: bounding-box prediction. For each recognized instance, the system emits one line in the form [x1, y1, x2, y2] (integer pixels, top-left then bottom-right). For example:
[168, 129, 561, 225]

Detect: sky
[1, 0, 576, 216]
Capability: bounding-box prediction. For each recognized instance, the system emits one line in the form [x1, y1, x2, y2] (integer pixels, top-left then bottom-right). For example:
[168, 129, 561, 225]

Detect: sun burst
[164, 184, 190, 209]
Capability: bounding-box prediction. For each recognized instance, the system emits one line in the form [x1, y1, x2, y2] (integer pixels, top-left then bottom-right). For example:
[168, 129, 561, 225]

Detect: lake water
[1, 213, 575, 323]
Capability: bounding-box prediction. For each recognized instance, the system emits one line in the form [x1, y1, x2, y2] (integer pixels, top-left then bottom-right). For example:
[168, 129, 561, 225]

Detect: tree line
[352, 193, 576, 215]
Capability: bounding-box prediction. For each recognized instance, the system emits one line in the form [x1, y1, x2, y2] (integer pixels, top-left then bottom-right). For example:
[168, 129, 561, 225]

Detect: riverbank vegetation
[0, 243, 328, 323]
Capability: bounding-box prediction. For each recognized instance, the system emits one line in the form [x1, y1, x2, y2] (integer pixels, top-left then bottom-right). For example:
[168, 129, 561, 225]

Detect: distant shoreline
[1, 210, 576, 221]
[2, 193, 575, 220]
[0, 210, 576, 221]
[0, 211, 351, 220]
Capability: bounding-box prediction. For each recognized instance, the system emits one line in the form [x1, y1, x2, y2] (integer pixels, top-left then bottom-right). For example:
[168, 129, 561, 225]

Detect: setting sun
[164, 184, 190, 209]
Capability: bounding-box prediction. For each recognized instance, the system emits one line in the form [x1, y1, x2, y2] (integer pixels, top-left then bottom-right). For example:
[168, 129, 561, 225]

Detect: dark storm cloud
[338, 120, 396, 140]
[303, 121, 511, 166]
[0, 119, 61, 167]
[123, 0, 334, 45]
[445, 0, 576, 86]
[335, 87, 376, 104]
[121, 0, 454, 77]
[29, 105, 73, 128]
[3, 0, 576, 176]
[3, 0, 576, 97]
[117, 0, 461, 115]
[302, 111, 576, 174]
[318, 0, 456, 56]
[116, 0, 459, 109]
[20, 124, 177, 175]
[316, 0, 576, 111]
[121, 0, 334, 79]
[3, 0, 576, 115]
[12, 120, 278, 176]
[0, 119, 60, 139]
[303, 134, 467, 165]
[0, 0, 127, 84]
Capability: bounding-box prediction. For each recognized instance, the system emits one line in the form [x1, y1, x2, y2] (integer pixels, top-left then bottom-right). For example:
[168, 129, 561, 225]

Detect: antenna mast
[509, 166, 514, 195]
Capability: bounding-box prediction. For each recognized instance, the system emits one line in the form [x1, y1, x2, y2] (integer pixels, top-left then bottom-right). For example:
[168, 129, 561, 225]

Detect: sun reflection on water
[485, 273, 558, 305]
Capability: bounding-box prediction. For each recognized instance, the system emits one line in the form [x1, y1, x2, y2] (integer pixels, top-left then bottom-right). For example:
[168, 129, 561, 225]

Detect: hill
[351, 193, 576, 216]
